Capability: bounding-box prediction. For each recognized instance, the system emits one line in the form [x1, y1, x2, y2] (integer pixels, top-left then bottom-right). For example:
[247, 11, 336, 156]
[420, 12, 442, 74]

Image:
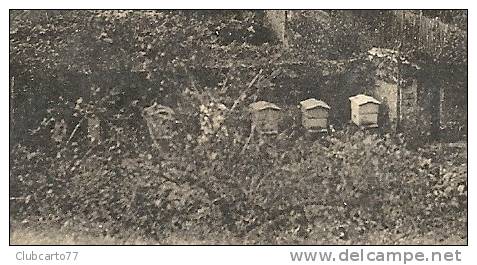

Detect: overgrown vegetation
[10, 130, 467, 244]
[10, 10, 467, 244]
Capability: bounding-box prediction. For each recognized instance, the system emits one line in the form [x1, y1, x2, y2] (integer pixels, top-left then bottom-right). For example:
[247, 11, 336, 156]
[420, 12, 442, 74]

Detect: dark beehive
[142, 103, 175, 146]
[249, 101, 282, 135]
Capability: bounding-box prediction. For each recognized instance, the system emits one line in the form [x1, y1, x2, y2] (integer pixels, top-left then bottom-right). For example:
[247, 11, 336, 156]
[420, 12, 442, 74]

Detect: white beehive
[349, 94, 381, 128]
[299, 98, 330, 132]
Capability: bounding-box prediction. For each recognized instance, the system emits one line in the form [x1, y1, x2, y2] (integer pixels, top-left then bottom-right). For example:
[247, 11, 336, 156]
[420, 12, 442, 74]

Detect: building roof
[300, 98, 330, 110]
[249, 101, 281, 111]
[349, 94, 381, 106]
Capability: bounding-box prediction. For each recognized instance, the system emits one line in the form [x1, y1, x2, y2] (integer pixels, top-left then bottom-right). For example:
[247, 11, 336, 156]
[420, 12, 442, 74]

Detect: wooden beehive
[299, 98, 330, 132]
[249, 101, 281, 135]
[142, 103, 175, 146]
[349, 94, 381, 128]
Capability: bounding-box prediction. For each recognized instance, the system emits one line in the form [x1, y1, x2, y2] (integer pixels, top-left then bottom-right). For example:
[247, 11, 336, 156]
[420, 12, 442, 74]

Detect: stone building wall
[372, 80, 398, 130]
[399, 79, 420, 133]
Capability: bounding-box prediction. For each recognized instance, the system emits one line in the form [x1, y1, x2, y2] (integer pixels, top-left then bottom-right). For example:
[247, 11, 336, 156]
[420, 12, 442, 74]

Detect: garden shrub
[10, 126, 467, 243]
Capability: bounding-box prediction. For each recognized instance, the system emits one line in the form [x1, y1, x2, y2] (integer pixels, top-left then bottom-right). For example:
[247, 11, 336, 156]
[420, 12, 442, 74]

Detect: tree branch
[231, 69, 263, 111]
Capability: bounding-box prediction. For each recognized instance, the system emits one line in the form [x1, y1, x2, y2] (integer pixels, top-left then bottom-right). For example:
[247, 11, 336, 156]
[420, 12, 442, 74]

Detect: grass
[10, 221, 466, 245]
[9, 221, 246, 245]
[10, 224, 150, 245]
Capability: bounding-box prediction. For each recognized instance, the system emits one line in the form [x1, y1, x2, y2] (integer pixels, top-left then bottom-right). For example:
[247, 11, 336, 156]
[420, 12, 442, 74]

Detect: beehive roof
[300, 98, 330, 110]
[143, 103, 174, 115]
[349, 94, 381, 106]
[249, 101, 281, 111]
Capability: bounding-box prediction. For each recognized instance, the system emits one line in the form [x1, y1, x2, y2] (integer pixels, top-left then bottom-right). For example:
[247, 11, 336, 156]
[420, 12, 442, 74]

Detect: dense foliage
[10, 129, 467, 244]
[10, 10, 467, 244]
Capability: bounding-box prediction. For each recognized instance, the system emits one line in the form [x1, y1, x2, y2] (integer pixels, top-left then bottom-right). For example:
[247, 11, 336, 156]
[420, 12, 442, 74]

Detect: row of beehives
[141, 94, 381, 144]
[249, 94, 381, 134]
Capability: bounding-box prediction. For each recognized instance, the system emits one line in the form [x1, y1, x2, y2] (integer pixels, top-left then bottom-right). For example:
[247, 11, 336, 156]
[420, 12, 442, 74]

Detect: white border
[2, 1, 475, 265]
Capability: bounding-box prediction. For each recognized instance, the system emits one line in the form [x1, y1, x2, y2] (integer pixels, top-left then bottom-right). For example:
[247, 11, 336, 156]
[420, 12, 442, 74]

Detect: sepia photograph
[9, 9, 467, 246]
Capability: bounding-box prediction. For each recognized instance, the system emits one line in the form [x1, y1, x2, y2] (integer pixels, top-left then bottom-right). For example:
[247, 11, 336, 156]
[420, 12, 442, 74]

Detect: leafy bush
[10, 126, 467, 243]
